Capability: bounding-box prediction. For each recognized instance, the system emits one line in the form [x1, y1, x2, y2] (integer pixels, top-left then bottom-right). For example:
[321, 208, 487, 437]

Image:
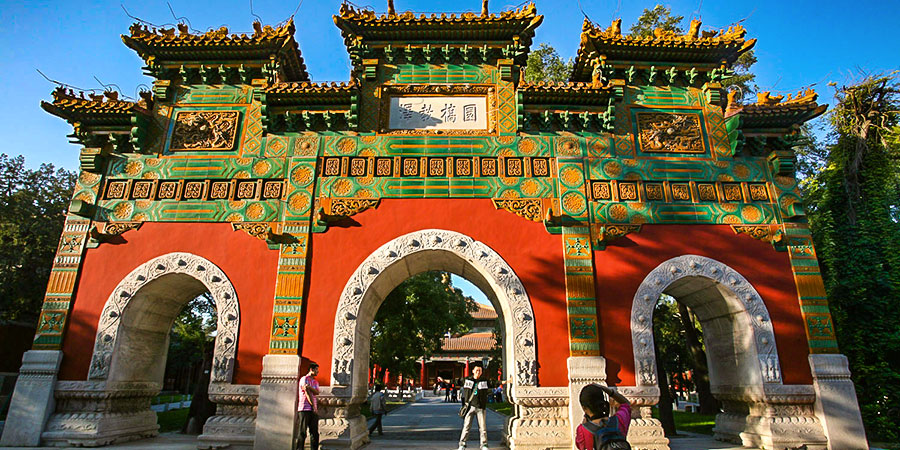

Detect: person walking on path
[297, 362, 320, 450]
[574, 383, 631, 450]
[457, 366, 494, 450]
[368, 385, 387, 437]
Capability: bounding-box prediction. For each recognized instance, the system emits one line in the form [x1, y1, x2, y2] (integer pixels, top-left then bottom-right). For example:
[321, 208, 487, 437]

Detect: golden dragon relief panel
[636, 112, 704, 153]
[170, 110, 240, 151]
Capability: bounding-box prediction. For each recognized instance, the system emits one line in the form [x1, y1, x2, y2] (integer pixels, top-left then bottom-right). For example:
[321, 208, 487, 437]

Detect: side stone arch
[631, 254, 782, 389]
[623, 255, 829, 450]
[87, 252, 240, 384]
[330, 229, 538, 392]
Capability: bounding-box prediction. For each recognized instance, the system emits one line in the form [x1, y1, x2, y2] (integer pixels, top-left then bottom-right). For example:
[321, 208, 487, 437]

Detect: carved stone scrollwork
[631, 255, 783, 391]
[492, 198, 543, 222]
[88, 252, 240, 384]
[332, 229, 538, 389]
[328, 229, 540, 448]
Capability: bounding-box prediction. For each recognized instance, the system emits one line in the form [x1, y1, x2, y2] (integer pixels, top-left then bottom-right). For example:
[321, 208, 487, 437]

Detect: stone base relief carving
[328, 229, 541, 448]
[618, 386, 669, 450]
[712, 384, 827, 450]
[809, 354, 868, 450]
[508, 386, 571, 449]
[0, 350, 64, 446]
[254, 354, 299, 450]
[41, 380, 161, 447]
[198, 383, 259, 449]
[317, 387, 369, 450]
[567, 356, 607, 439]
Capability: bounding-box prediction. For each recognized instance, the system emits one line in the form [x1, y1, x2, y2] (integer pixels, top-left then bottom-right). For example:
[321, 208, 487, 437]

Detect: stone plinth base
[713, 384, 827, 450]
[253, 355, 299, 450]
[40, 381, 159, 447]
[198, 383, 259, 449]
[809, 354, 868, 450]
[507, 386, 571, 449]
[0, 350, 63, 446]
[317, 387, 368, 449]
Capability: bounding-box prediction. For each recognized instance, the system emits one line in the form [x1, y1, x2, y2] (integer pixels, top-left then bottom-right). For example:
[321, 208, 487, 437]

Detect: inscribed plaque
[388, 96, 488, 131]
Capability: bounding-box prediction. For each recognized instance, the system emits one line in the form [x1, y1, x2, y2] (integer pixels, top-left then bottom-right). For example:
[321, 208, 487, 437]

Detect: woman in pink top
[575, 384, 631, 450]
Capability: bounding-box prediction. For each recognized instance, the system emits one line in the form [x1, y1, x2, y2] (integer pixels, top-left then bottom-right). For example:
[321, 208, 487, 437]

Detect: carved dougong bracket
[87, 222, 143, 248]
[232, 222, 296, 249]
[592, 224, 641, 250]
[731, 224, 786, 251]
[314, 197, 381, 231]
[492, 198, 545, 222]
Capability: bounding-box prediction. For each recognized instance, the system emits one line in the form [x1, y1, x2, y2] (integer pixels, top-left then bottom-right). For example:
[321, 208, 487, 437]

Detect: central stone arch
[323, 229, 539, 447]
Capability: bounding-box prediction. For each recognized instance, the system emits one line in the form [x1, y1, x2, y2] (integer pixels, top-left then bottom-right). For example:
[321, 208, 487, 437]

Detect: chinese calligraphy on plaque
[389, 96, 488, 131]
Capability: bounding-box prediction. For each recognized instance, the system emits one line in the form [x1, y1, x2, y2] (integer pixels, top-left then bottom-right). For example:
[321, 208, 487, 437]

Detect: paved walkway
[363, 396, 506, 449]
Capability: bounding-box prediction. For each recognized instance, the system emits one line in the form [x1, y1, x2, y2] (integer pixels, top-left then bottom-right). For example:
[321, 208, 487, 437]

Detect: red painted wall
[302, 198, 571, 387]
[594, 224, 813, 386]
[59, 223, 278, 384]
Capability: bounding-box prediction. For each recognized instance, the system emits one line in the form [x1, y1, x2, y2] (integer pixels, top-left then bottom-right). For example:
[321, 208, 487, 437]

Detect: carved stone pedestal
[809, 354, 868, 450]
[40, 381, 160, 447]
[566, 356, 606, 438]
[507, 386, 571, 449]
[317, 387, 368, 449]
[253, 354, 299, 450]
[713, 385, 827, 450]
[0, 350, 64, 446]
[198, 383, 259, 449]
[619, 387, 669, 450]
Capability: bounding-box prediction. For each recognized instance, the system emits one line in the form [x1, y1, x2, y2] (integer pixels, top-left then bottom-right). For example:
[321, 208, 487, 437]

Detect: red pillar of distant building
[384, 369, 389, 386]
[464, 359, 470, 377]
[420, 360, 426, 388]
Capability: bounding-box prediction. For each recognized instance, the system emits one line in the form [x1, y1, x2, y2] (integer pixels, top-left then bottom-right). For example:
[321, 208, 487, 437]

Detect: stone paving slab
[364, 396, 506, 445]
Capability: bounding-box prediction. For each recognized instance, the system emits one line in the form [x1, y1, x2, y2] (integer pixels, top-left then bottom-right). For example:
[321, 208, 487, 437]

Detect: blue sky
[1, 0, 897, 172]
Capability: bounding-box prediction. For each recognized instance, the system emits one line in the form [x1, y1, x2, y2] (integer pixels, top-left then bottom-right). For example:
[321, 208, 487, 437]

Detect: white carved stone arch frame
[330, 229, 538, 399]
[87, 252, 240, 384]
[630, 255, 784, 393]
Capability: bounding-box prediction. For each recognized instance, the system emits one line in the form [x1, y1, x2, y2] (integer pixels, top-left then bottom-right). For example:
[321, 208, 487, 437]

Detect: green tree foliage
[628, 5, 756, 101]
[370, 272, 477, 380]
[166, 293, 217, 387]
[524, 43, 573, 83]
[164, 292, 218, 432]
[628, 5, 684, 38]
[653, 296, 693, 435]
[803, 73, 900, 441]
[0, 154, 76, 323]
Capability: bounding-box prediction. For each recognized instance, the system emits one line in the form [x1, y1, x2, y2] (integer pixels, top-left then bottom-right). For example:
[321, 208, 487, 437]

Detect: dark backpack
[584, 415, 631, 450]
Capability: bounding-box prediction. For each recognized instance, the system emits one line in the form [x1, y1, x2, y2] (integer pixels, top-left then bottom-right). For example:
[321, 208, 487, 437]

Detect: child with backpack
[575, 384, 632, 450]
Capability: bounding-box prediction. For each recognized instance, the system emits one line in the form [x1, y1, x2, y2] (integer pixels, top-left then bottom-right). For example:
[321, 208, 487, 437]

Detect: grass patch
[360, 401, 406, 419]
[651, 408, 717, 435]
[487, 401, 513, 416]
[156, 408, 189, 432]
[152, 394, 191, 405]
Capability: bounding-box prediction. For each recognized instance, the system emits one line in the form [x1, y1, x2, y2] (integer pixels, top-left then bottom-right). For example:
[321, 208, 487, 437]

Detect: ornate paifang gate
[1, 3, 869, 450]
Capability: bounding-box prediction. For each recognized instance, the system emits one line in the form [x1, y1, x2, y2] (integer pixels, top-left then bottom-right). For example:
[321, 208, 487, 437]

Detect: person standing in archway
[457, 365, 492, 450]
[297, 363, 320, 450]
